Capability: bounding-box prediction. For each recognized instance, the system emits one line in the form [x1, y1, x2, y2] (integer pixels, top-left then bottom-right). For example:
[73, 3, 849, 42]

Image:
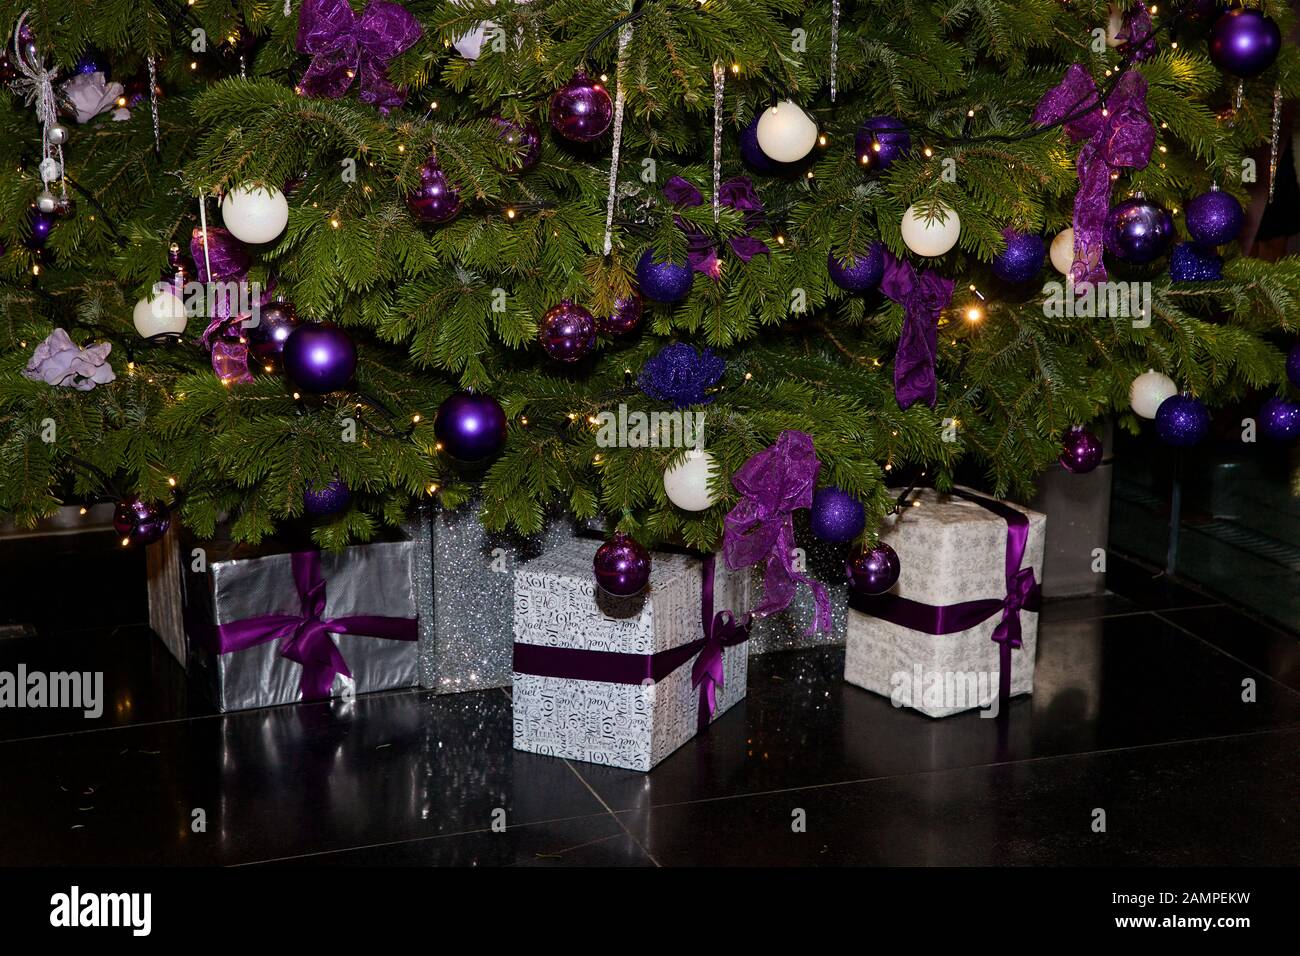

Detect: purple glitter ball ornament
[434, 391, 508, 462]
[112, 496, 171, 546]
[1104, 197, 1175, 264]
[1208, 9, 1281, 78]
[539, 299, 597, 362]
[1258, 397, 1300, 442]
[492, 117, 542, 172]
[303, 476, 351, 517]
[636, 250, 694, 303]
[406, 159, 461, 224]
[854, 116, 910, 172]
[1155, 393, 1211, 447]
[1170, 242, 1223, 282]
[593, 532, 652, 597]
[1185, 188, 1244, 247]
[1059, 426, 1104, 474]
[846, 543, 901, 595]
[597, 292, 644, 336]
[827, 243, 884, 293]
[1286, 342, 1300, 390]
[809, 486, 866, 542]
[282, 323, 357, 394]
[992, 231, 1047, 283]
[28, 209, 55, 248]
[248, 301, 301, 362]
[549, 72, 613, 142]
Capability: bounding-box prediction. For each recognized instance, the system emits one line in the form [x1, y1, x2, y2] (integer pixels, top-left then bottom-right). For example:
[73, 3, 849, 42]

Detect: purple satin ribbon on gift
[850, 489, 1041, 706]
[880, 249, 954, 411]
[212, 550, 418, 701]
[1032, 66, 1154, 286]
[723, 430, 831, 634]
[662, 175, 769, 279]
[512, 554, 750, 730]
[296, 0, 423, 113]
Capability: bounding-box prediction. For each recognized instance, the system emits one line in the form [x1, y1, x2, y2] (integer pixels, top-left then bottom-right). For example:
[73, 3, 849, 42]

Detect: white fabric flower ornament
[62, 71, 130, 124]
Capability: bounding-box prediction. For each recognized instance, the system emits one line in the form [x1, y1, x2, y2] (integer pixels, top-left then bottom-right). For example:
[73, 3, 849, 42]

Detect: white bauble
[1130, 369, 1178, 420]
[133, 288, 188, 337]
[220, 184, 289, 245]
[755, 100, 818, 164]
[663, 450, 719, 512]
[900, 203, 961, 257]
[1105, 4, 1126, 47]
[1050, 228, 1075, 276]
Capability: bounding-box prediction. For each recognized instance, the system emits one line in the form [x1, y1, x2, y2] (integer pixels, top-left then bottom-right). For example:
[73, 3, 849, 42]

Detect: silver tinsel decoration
[147, 54, 161, 155]
[830, 0, 840, 103]
[1268, 81, 1282, 203]
[712, 61, 724, 223]
[12, 11, 68, 203]
[602, 23, 634, 256]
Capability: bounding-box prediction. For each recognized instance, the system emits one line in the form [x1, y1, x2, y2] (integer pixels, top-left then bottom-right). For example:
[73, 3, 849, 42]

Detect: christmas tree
[1, 0, 1297, 556]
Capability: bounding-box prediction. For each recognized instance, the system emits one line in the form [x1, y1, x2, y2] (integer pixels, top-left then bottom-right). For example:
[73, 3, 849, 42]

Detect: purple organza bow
[296, 0, 423, 113]
[723, 430, 831, 634]
[662, 175, 769, 279]
[192, 227, 274, 384]
[880, 249, 955, 410]
[1033, 66, 1154, 285]
[213, 550, 418, 701]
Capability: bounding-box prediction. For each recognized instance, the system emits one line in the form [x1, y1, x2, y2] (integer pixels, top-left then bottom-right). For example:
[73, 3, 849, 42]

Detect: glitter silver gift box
[844, 488, 1045, 718]
[512, 537, 751, 772]
[747, 537, 849, 653]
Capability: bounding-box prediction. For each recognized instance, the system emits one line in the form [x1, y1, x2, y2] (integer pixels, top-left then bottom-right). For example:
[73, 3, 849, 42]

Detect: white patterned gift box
[512, 537, 752, 772]
[844, 488, 1045, 718]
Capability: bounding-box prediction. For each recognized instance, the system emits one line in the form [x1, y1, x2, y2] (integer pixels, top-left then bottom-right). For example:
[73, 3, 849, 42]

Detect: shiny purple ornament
[248, 301, 302, 362]
[827, 243, 884, 292]
[593, 532, 652, 597]
[1104, 197, 1175, 264]
[636, 250, 693, 303]
[1185, 188, 1243, 247]
[1059, 426, 1103, 474]
[597, 292, 644, 336]
[854, 116, 910, 172]
[406, 159, 461, 224]
[492, 117, 541, 172]
[112, 496, 171, 546]
[28, 209, 55, 248]
[1286, 342, 1300, 389]
[434, 391, 507, 462]
[809, 486, 866, 542]
[992, 231, 1047, 283]
[846, 543, 901, 595]
[549, 72, 613, 143]
[1155, 393, 1210, 447]
[282, 323, 357, 393]
[1170, 242, 1223, 282]
[1208, 9, 1281, 78]
[539, 300, 597, 362]
[1258, 397, 1300, 442]
[303, 476, 351, 517]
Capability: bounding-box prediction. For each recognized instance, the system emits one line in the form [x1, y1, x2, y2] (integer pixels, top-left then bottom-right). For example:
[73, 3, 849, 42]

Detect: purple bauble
[1185, 188, 1244, 246]
[1059, 426, 1103, 474]
[303, 476, 351, 517]
[406, 160, 461, 224]
[248, 301, 301, 362]
[28, 209, 55, 248]
[282, 323, 357, 393]
[809, 486, 866, 542]
[1170, 241, 1224, 282]
[1104, 197, 1175, 264]
[593, 532, 652, 597]
[1258, 396, 1300, 442]
[636, 250, 693, 303]
[492, 117, 542, 172]
[1208, 9, 1281, 78]
[992, 231, 1047, 283]
[1286, 342, 1300, 389]
[74, 52, 105, 76]
[1155, 393, 1211, 447]
[549, 72, 613, 143]
[846, 543, 901, 595]
[597, 292, 644, 336]
[827, 243, 884, 293]
[434, 391, 507, 461]
[539, 299, 597, 363]
[854, 116, 910, 171]
[112, 496, 171, 546]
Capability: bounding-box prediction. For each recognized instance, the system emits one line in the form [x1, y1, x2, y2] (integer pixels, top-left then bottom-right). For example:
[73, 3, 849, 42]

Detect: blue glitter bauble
[1258, 397, 1300, 442]
[854, 116, 910, 172]
[1104, 198, 1175, 264]
[638, 343, 725, 408]
[1286, 342, 1300, 389]
[1155, 394, 1211, 446]
[992, 232, 1047, 283]
[303, 477, 351, 517]
[1185, 189, 1243, 246]
[1170, 241, 1223, 282]
[809, 486, 866, 542]
[827, 243, 884, 292]
[636, 250, 694, 303]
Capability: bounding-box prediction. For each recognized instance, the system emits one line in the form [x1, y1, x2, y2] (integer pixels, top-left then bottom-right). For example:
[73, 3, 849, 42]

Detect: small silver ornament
[46, 123, 68, 146]
[38, 156, 60, 183]
[35, 188, 58, 213]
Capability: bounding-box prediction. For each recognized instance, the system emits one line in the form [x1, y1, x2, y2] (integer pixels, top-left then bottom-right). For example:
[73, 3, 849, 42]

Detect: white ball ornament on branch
[1129, 369, 1178, 420]
[663, 449, 719, 512]
[220, 184, 289, 245]
[755, 100, 819, 164]
[1050, 228, 1075, 276]
[132, 287, 188, 338]
[900, 202, 961, 257]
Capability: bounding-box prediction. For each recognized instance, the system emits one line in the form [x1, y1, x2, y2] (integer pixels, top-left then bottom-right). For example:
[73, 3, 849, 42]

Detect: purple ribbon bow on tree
[1032, 65, 1154, 286]
[192, 227, 262, 384]
[296, 0, 423, 113]
[662, 175, 769, 279]
[723, 430, 831, 634]
[880, 249, 955, 410]
[213, 550, 418, 701]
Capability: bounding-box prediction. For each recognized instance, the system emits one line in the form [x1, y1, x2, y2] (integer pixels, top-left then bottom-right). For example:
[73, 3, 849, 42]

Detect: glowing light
[965, 305, 983, 322]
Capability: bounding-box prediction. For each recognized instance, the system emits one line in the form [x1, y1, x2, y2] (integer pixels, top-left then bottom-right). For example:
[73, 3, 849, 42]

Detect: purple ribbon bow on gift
[193, 227, 267, 384]
[212, 550, 418, 701]
[1032, 65, 1154, 286]
[880, 249, 955, 411]
[663, 176, 769, 279]
[723, 430, 831, 634]
[296, 0, 423, 113]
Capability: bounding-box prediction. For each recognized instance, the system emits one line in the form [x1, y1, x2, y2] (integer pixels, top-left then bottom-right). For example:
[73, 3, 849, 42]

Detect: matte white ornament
[1105, 4, 1126, 47]
[133, 288, 189, 338]
[663, 449, 719, 512]
[1129, 369, 1178, 420]
[220, 184, 289, 245]
[900, 202, 961, 257]
[1050, 228, 1075, 276]
[755, 100, 818, 164]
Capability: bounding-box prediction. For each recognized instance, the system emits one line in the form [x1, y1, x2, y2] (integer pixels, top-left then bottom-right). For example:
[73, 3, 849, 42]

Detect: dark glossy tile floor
[1, 536, 1297, 866]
